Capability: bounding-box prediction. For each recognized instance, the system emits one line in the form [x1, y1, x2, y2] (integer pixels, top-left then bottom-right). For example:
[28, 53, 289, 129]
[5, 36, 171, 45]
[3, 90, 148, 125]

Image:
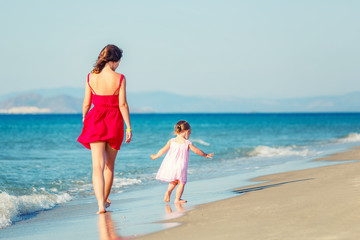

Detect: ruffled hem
[156, 176, 187, 184]
[77, 136, 123, 150]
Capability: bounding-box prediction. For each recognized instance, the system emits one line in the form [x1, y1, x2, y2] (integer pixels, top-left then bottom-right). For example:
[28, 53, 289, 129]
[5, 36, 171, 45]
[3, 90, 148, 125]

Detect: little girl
[151, 120, 214, 204]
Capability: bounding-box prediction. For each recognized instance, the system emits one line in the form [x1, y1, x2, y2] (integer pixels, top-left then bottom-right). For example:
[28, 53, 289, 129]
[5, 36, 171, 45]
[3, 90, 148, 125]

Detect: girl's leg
[174, 182, 187, 204]
[104, 143, 118, 208]
[165, 180, 178, 203]
[90, 142, 107, 213]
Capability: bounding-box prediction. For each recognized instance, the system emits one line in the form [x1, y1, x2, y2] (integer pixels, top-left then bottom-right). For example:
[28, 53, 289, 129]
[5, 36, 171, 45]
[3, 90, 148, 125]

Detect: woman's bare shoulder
[88, 72, 98, 79]
[116, 72, 126, 78]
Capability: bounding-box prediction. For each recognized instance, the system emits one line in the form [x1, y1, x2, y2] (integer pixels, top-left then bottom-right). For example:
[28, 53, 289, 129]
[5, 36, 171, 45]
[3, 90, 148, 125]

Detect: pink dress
[156, 138, 192, 184]
[77, 73, 124, 150]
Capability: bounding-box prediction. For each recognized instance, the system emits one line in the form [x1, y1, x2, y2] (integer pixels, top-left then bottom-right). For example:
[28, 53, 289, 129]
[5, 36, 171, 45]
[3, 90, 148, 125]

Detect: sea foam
[111, 178, 142, 191]
[0, 191, 71, 229]
[191, 139, 211, 146]
[69, 177, 142, 195]
[248, 145, 313, 158]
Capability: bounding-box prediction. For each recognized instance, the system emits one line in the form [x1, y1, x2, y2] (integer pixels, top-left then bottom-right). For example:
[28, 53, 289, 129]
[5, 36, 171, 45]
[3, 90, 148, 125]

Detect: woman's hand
[125, 130, 132, 143]
[151, 154, 157, 160]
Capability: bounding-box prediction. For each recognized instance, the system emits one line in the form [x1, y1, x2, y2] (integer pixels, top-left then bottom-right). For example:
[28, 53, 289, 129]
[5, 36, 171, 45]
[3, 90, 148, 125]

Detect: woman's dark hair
[92, 44, 123, 73]
[174, 120, 191, 134]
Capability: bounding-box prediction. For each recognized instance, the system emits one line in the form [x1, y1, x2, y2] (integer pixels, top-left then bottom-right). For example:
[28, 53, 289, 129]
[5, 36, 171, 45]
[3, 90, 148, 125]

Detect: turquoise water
[1, 113, 360, 233]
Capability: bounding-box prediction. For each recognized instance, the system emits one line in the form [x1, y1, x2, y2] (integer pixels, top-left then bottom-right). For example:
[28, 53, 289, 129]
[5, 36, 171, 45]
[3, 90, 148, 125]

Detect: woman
[78, 44, 132, 214]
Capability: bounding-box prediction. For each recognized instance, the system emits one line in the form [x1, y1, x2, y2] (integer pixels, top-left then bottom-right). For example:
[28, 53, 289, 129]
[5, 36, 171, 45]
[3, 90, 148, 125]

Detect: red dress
[77, 73, 124, 150]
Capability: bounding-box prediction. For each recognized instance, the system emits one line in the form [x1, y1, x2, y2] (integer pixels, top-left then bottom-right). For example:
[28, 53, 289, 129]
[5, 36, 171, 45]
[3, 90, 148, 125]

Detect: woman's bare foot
[164, 191, 171, 203]
[105, 199, 111, 208]
[174, 199, 187, 204]
[97, 209, 106, 214]
[97, 203, 106, 214]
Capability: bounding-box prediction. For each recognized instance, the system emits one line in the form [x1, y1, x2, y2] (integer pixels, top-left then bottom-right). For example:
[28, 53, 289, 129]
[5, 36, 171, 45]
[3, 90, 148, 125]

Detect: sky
[0, 0, 359, 99]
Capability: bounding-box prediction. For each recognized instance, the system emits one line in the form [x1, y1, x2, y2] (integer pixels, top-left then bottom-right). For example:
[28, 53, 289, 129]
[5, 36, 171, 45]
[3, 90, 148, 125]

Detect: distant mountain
[0, 93, 82, 113]
[127, 91, 360, 113]
[0, 88, 359, 113]
[0, 87, 84, 101]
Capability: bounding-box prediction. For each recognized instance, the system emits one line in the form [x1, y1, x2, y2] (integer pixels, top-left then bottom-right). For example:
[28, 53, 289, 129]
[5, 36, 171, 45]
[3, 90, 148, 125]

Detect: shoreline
[136, 147, 360, 240]
[2, 146, 360, 239]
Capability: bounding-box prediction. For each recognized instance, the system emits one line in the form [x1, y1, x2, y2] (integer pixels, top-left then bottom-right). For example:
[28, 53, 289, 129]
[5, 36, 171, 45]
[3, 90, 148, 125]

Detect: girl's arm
[151, 140, 171, 160]
[189, 144, 214, 159]
[118, 76, 132, 143]
[82, 79, 92, 122]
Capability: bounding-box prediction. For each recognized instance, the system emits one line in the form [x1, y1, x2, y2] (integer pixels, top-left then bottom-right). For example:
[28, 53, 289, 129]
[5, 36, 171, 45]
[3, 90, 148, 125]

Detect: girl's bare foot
[164, 191, 171, 203]
[105, 199, 111, 208]
[174, 199, 187, 204]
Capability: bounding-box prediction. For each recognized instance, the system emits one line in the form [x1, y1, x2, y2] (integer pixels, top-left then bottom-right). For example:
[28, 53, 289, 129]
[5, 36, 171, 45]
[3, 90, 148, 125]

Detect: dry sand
[137, 147, 360, 240]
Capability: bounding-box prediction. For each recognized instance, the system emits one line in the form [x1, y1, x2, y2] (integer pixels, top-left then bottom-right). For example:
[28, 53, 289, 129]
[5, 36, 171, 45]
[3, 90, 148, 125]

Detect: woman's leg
[174, 182, 187, 204]
[165, 180, 178, 203]
[90, 142, 107, 213]
[104, 143, 118, 207]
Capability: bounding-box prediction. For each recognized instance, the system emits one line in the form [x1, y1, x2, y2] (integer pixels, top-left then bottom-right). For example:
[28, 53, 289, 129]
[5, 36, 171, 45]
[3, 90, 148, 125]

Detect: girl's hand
[151, 155, 157, 160]
[206, 153, 214, 159]
[125, 130, 132, 143]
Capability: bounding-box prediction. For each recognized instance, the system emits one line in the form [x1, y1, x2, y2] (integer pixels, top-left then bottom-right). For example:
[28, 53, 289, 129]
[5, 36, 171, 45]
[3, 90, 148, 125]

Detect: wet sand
[137, 147, 360, 240]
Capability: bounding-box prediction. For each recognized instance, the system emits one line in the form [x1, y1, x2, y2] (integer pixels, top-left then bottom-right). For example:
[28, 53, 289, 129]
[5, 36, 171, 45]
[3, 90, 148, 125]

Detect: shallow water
[1, 113, 360, 235]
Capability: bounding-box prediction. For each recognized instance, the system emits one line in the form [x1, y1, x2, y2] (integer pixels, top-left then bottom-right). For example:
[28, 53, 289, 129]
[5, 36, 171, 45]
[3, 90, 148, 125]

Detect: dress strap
[87, 73, 96, 95]
[112, 74, 124, 95]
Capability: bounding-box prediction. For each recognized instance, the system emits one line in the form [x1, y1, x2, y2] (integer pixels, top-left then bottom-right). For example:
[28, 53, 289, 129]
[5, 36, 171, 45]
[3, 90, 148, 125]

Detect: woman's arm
[189, 144, 214, 159]
[119, 76, 132, 143]
[82, 80, 92, 122]
[151, 140, 171, 160]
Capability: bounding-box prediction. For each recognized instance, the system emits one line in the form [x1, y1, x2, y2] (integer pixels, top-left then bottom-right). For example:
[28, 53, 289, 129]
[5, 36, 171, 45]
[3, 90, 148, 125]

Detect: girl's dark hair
[174, 120, 191, 134]
[92, 44, 123, 73]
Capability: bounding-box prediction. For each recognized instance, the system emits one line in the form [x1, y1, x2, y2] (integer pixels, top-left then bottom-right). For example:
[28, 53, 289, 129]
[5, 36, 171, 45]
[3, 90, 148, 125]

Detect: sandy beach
[137, 147, 360, 240]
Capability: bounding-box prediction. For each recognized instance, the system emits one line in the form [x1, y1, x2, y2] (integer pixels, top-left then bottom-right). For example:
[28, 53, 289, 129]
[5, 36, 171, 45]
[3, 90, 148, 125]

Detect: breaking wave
[248, 145, 314, 158]
[336, 133, 360, 143]
[0, 191, 71, 229]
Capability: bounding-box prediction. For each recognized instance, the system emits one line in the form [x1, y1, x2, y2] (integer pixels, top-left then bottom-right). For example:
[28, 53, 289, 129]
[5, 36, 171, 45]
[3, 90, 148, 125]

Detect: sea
[1, 113, 360, 238]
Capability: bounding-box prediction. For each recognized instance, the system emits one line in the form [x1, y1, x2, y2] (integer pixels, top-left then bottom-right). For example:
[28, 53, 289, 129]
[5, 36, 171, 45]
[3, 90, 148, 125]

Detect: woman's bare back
[88, 69, 122, 95]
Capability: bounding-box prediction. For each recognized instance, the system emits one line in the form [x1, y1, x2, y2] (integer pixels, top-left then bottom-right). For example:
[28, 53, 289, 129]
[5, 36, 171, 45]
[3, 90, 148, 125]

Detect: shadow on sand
[233, 178, 314, 194]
